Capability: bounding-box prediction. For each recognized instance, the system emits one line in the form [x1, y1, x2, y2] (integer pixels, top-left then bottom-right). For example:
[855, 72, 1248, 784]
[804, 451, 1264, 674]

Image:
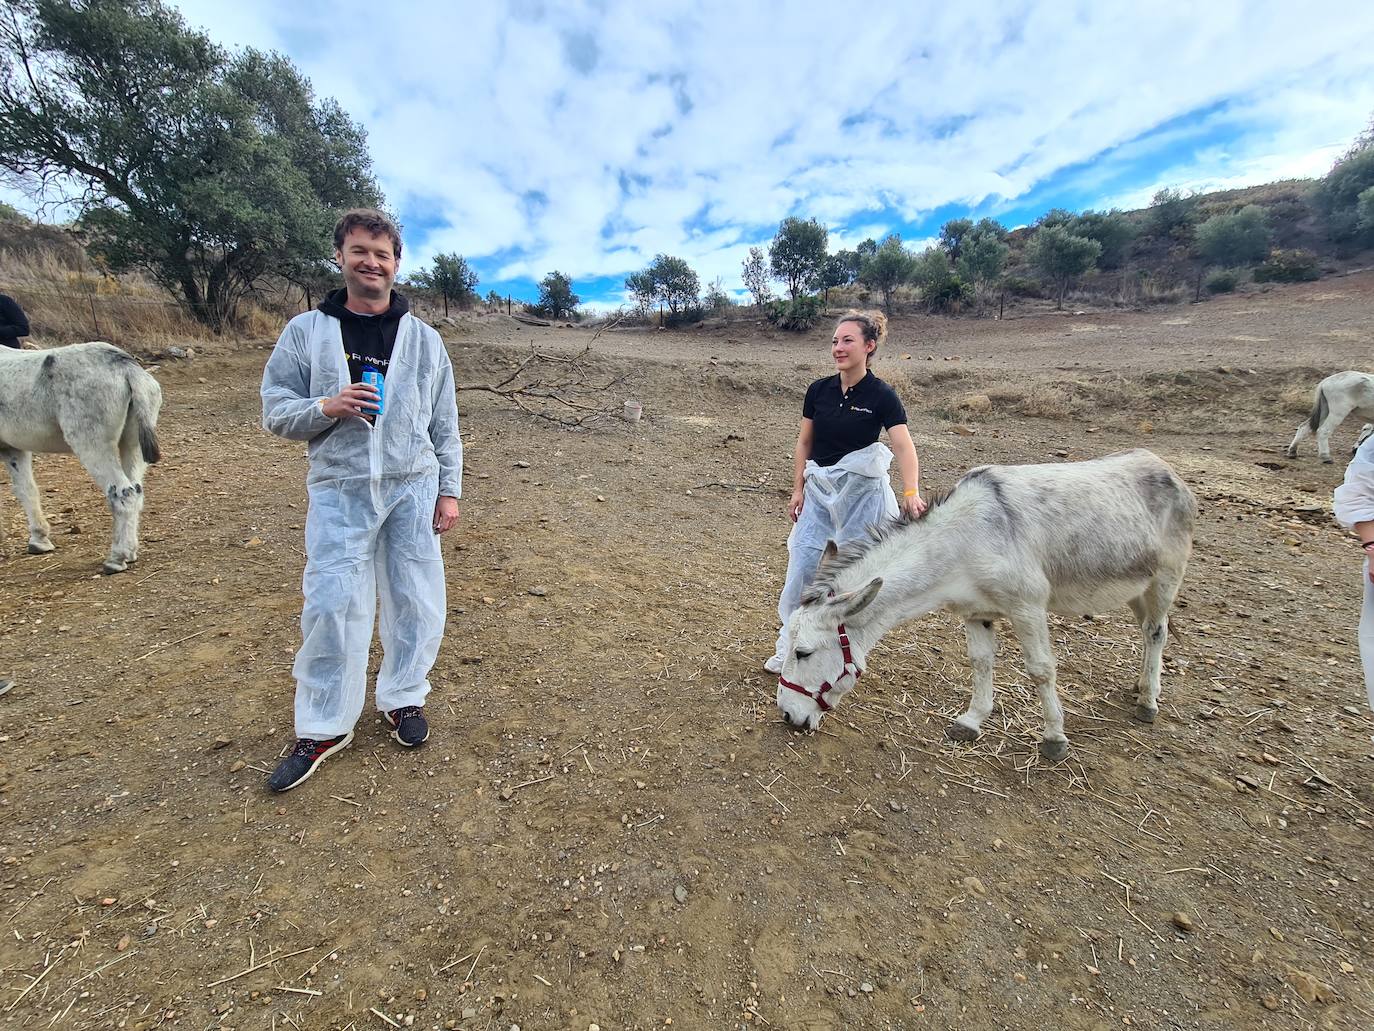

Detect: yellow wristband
[903, 488, 919, 497]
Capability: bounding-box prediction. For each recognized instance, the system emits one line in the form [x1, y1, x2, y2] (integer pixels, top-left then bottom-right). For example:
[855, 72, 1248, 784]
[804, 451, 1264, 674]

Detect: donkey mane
[800, 485, 960, 604]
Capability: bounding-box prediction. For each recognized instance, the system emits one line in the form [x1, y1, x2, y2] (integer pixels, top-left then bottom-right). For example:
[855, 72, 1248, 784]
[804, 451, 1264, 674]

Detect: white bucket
[623, 400, 643, 423]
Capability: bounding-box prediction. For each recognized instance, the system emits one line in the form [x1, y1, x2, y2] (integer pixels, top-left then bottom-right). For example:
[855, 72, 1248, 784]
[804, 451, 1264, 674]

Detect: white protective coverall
[1332, 433, 1374, 713]
[262, 309, 462, 739]
[774, 441, 899, 660]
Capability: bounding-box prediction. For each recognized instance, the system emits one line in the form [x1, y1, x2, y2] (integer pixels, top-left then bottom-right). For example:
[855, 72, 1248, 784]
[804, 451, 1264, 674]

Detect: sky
[28, 2, 1374, 309]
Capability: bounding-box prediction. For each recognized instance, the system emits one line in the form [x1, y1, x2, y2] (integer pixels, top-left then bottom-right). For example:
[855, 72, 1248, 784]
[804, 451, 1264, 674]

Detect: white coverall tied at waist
[261, 308, 462, 739]
[1333, 435, 1374, 713]
[775, 441, 899, 659]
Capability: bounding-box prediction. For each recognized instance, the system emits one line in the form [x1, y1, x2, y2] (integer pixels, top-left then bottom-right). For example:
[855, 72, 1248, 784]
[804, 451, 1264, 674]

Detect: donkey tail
[127, 366, 163, 465]
[1308, 387, 1329, 432]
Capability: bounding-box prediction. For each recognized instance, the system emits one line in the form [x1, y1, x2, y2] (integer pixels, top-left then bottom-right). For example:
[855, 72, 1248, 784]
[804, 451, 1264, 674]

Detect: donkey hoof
[1133, 704, 1158, 725]
[101, 560, 128, 575]
[1038, 738, 1069, 762]
[27, 542, 55, 555]
[945, 722, 980, 743]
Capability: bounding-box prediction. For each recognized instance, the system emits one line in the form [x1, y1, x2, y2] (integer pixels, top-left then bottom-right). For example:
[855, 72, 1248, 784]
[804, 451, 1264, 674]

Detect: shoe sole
[272, 730, 354, 792]
[383, 712, 430, 748]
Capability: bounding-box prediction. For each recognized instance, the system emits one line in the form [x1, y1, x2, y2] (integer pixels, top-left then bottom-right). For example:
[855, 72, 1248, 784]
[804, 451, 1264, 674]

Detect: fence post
[88, 289, 100, 339]
[506, 295, 511, 315]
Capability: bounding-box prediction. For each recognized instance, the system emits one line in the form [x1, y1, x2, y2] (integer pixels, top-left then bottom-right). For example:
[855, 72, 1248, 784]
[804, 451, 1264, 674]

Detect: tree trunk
[1056, 279, 1066, 310]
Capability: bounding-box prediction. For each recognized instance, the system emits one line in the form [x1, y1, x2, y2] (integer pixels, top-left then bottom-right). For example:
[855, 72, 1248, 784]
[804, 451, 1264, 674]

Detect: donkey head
[775, 575, 883, 731]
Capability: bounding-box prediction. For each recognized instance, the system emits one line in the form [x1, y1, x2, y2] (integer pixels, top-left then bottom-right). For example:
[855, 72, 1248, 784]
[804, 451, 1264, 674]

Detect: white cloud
[86, 1, 1374, 297]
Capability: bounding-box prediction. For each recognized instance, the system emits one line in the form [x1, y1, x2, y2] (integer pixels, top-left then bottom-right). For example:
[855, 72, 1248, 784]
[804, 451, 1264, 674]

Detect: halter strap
[777, 623, 862, 713]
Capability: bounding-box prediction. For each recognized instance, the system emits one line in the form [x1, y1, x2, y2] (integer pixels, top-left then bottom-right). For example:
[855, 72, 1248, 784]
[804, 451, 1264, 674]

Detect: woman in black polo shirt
[765, 310, 925, 673]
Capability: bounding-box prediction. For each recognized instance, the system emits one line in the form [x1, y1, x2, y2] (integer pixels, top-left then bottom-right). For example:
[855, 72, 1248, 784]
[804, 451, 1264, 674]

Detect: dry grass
[1278, 381, 1317, 415]
[1, 226, 290, 351]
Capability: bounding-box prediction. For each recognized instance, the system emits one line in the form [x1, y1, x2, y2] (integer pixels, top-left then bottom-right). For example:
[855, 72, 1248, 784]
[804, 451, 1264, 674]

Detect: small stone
[595, 495, 606, 503]
[462, 1008, 478, 1019]
[962, 876, 986, 896]
[230, 760, 246, 773]
[673, 884, 688, 904]
[244, 536, 264, 548]
[100, 897, 117, 906]
[1260, 994, 1280, 1011]
[416, 988, 427, 1001]
[1286, 968, 1334, 1004]
[116, 935, 131, 951]
[500, 787, 514, 801]
[527, 586, 548, 597]
[212, 737, 232, 750]
[1171, 912, 1195, 933]
[1340, 961, 1355, 974]
[1013, 972, 1026, 983]
[514, 461, 530, 468]
[860, 982, 873, 993]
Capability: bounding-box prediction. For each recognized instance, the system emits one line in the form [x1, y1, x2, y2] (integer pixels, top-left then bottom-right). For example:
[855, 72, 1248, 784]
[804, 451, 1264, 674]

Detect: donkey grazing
[1286, 371, 1374, 463]
[775, 449, 1196, 760]
[0, 342, 162, 573]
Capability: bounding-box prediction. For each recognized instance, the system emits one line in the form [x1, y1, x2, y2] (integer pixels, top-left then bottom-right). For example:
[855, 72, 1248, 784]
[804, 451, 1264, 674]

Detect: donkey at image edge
[776, 449, 1196, 761]
[0, 342, 162, 574]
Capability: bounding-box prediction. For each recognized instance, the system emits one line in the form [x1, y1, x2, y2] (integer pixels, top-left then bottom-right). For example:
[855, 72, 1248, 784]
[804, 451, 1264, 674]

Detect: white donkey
[775, 449, 1196, 760]
[0, 342, 162, 573]
[1286, 371, 1374, 463]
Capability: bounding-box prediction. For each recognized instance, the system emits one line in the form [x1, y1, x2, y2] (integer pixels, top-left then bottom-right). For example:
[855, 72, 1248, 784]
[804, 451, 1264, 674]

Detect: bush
[1002, 275, 1042, 298]
[1195, 205, 1270, 267]
[1253, 249, 1320, 283]
[1204, 269, 1240, 294]
[765, 295, 824, 331]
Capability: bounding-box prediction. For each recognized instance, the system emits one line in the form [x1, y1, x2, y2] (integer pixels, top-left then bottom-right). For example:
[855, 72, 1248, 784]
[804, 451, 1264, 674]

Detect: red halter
[777, 623, 862, 713]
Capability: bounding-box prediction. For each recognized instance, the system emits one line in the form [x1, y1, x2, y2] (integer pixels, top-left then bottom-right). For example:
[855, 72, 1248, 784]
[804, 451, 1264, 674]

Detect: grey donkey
[1, 342, 162, 573]
[774, 449, 1196, 760]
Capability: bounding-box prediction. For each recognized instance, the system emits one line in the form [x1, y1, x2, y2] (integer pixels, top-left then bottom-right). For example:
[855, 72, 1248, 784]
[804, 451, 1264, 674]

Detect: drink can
[361, 366, 384, 417]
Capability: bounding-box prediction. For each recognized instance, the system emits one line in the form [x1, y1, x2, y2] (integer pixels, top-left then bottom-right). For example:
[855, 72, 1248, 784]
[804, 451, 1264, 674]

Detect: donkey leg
[1130, 573, 1183, 724]
[1, 447, 55, 555]
[948, 618, 997, 742]
[70, 444, 138, 574]
[1315, 404, 1351, 464]
[1009, 609, 1068, 761]
[1286, 418, 1311, 458]
[117, 423, 149, 562]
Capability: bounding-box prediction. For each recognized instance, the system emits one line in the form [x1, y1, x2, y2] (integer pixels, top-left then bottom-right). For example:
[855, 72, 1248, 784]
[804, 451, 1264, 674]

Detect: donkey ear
[832, 577, 882, 620]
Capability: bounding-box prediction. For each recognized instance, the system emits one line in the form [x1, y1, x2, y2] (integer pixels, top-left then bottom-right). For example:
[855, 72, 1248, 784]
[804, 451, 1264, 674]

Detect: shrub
[1195, 205, 1270, 267]
[1204, 269, 1239, 294]
[1253, 249, 1320, 283]
[1002, 275, 1042, 298]
[765, 294, 824, 331]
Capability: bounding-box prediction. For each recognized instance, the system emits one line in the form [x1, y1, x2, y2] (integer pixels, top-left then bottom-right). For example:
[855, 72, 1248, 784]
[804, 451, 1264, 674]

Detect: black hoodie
[318, 287, 410, 384]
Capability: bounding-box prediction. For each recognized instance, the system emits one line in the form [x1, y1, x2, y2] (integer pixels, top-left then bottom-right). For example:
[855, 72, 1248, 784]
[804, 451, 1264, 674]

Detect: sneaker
[384, 705, 430, 747]
[268, 731, 353, 792]
[763, 654, 784, 674]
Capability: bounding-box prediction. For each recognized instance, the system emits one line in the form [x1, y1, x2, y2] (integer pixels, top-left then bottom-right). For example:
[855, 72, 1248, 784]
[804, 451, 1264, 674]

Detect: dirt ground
[3, 274, 1374, 1031]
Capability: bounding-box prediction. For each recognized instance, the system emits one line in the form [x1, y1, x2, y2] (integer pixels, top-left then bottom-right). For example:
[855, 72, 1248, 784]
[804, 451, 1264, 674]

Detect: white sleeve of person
[427, 334, 463, 499]
[1333, 436, 1374, 529]
[261, 320, 338, 441]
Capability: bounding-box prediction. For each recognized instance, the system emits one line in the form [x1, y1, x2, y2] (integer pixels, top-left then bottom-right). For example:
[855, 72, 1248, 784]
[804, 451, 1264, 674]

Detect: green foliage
[533, 270, 579, 319]
[859, 234, 916, 312]
[484, 288, 503, 307]
[769, 217, 828, 299]
[1026, 225, 1101, 308]
[702, 276, 734, 311]
[740, 245, 772, 306]
[765, 294, 824, 331]
[1002, 275, 1043, 298]
[625, 254, 699, 315]
[1147, 188, 1199, 239]
[817, 252, 854, 302]
[855, 237, 878, 258]
[0, 0, 382, 331]
[1318, 131, 1374, 245]
[409, 252, 478, 315]
[911, 247, 971, 312]
[955, 231, 1009, 293]
[1359, 185, 1374, 235]
[937, 218, 974, 260]
[1035, 208, 1076, 230]
[0, 201, 30, 223]
[1204, 268, 1240, 294]
[1253, 248, 1320, 283]
[1194, 205, 1270, 267]
[1067, 210, 1137, 269]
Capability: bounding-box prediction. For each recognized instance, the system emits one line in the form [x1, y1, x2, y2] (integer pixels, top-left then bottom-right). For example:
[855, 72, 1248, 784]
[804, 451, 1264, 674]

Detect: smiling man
[260, 208, 463, 792]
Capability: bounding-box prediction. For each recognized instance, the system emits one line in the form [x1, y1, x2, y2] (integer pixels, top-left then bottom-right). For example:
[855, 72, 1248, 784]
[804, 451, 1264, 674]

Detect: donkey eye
[794, 649, 813, 660]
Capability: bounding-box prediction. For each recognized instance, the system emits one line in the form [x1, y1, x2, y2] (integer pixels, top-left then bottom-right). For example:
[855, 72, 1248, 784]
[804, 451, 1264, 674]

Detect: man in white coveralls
[261, 208, 462, 792]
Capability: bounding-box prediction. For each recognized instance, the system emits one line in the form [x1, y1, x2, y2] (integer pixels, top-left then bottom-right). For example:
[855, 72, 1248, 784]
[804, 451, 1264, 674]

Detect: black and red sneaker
[268, 731, 354, 792]
[384, 706, 429, 748]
